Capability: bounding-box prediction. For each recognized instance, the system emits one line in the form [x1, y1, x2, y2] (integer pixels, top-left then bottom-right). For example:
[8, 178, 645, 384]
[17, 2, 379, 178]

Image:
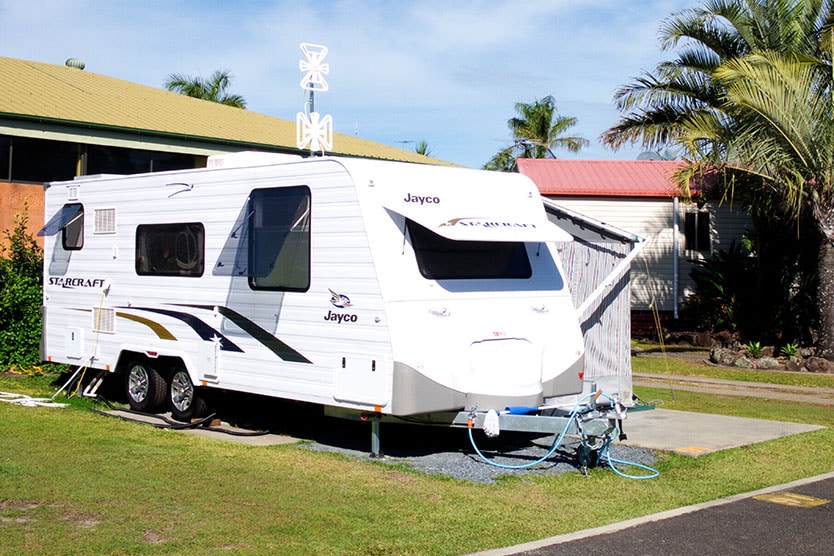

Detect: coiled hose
[468, 392, 659, 479]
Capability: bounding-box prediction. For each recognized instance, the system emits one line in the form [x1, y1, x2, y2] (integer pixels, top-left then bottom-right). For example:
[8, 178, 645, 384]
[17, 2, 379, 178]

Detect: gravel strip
[301, 429, 657, 483]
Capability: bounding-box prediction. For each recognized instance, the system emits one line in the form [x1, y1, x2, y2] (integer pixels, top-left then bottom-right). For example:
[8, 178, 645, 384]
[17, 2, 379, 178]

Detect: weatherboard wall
[548, 197, 750, 313]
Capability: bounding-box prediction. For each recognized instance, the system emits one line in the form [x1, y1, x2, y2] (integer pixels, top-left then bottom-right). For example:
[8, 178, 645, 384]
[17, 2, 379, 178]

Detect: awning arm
[37, 204, 82, 237]
[575, 237, 648, 316]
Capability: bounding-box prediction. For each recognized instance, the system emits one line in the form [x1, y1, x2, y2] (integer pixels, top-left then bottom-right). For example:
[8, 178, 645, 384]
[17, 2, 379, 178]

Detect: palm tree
[164, 69, 247, 108]
[414, 139, 434, 157]
[602, 0, 834, 352]
[484, 95, 588, 171]
[709, 50, 834, 353]
[602, 0, 830, 158]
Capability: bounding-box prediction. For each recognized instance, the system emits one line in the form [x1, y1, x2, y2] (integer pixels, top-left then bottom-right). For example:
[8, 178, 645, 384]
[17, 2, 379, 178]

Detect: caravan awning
[38, 204, 82, 236]
[380, 181, 573, 243]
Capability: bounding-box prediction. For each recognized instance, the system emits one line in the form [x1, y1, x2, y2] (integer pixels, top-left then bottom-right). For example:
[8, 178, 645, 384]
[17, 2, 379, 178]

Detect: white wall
[548, 197, 751, 313]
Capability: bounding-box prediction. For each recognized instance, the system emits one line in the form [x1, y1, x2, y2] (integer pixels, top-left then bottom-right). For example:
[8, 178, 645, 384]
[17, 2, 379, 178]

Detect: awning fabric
[38, 204, 82, 236]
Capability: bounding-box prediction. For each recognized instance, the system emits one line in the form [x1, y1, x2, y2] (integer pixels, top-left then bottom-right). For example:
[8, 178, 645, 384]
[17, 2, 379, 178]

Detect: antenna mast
[296, 42, 333, 156]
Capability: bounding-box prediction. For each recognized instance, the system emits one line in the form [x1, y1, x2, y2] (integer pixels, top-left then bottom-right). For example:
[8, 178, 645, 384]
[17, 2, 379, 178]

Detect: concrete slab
[618, 409, 823, 457]
[104, 410, 299, 447]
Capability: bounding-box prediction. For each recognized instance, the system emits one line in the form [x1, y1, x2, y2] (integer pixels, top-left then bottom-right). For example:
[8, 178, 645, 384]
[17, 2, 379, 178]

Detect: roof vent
[65, 58, 86, 70]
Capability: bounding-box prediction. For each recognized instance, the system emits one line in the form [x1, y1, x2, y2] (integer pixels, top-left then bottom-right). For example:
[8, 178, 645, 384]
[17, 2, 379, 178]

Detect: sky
[0, 0, 694, 168]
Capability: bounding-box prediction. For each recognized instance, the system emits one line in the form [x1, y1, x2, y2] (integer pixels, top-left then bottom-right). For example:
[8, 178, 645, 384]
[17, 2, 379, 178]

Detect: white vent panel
[92, 307, 115, 334]
[94, 208, 117, 234]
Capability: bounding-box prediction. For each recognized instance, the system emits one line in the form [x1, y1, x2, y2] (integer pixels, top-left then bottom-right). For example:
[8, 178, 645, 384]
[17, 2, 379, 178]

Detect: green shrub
[681, 243, 753, 334]
[780, 343, 799, 357]
[0, 209, 43, 367]
[745, 340, 764, 358]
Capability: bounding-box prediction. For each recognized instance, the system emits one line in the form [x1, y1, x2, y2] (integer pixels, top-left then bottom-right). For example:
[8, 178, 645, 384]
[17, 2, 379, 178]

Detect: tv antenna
[296, 42, 333, 155]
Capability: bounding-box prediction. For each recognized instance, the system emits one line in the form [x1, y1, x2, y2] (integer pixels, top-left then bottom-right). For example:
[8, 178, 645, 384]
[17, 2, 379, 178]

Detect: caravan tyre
[168, 368, 209, 422]
[125, 361, 167, 412]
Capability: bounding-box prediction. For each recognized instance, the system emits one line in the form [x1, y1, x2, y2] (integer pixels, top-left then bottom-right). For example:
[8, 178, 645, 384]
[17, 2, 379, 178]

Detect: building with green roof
[0, 56, 447, 238]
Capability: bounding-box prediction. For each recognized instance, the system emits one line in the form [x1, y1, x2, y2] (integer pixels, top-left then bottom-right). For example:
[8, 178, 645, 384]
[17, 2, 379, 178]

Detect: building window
[87, 145, 202, 175]
[0, 134, 206, 184]
[685, 210, 711, 252]
[136, 223, 205, 277]
[0, 136, 10, 181]
[7, 136, 78, 183]
[248, 186, 311, 291]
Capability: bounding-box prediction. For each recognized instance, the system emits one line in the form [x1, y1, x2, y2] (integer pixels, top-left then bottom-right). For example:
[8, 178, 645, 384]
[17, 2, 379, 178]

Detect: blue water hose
[466, 393, 595, 471]
[598, 425, 659, 479]
[467, 393, 660, 479]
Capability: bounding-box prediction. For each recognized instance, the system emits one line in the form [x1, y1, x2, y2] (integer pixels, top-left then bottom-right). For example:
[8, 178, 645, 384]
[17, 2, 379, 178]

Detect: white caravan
[40, 154, 595, 432]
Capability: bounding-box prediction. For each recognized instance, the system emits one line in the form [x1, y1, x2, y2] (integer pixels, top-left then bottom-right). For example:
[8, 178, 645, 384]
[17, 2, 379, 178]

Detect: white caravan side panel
[42, 159, 394, 411]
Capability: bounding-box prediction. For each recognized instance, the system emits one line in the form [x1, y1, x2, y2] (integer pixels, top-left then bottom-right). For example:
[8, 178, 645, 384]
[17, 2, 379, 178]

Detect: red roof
[516, 159, 688, 198]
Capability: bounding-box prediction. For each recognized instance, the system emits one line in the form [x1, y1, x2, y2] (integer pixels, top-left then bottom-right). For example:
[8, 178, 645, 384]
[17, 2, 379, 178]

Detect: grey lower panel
[390, 355, 586, 416]
[542, 355, 584, 398]
[390, 361, 466, 415]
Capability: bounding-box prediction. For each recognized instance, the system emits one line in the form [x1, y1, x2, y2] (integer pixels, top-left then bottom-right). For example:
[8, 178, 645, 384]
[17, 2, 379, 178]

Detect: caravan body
[41, 155, 585, 419]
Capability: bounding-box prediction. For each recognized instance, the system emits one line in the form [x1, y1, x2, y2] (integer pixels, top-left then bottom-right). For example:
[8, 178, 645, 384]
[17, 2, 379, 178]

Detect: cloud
[0, 0, 693, 167]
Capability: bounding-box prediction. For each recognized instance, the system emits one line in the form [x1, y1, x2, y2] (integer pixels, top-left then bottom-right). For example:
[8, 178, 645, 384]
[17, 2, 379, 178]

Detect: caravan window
[38, 203, 84, 250]
[248, 186, 311, 291]
[406, 219, 532, 280]
[135, 223, 205, 277]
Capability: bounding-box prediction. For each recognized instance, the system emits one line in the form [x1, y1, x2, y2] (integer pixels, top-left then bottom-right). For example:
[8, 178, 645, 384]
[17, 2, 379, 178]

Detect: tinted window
[136, 223, 205, 277]
[248, 186, 311, 291]
[62, 203, 84, 250]
[407, 219, 532, 280]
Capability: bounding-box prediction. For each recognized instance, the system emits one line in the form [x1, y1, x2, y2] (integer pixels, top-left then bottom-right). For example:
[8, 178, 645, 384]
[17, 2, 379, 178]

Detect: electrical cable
[93, 398, 271, 436]
[0, 391, 68, 408]
[53, 288, 108, 401]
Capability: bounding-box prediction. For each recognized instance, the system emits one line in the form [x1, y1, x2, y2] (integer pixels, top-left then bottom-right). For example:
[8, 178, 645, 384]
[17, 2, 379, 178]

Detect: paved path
[474, 472, 834, 556]
[633, 371, 834, 405]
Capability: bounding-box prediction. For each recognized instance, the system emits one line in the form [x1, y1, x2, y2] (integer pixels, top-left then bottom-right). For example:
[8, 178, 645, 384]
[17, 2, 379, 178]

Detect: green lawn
[633, 350, 834, 388]
[1, 372, 833, 555]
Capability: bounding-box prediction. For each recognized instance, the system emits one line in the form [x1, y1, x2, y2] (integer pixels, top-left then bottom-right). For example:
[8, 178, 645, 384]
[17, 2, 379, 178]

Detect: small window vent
[92, 307, 115, 334]
[67, 185, 80, 201]
[94, 208, 117, 234]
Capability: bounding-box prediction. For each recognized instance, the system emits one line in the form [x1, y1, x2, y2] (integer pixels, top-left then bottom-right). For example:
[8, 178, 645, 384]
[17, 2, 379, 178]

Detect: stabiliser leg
[369, 413, 383, 458]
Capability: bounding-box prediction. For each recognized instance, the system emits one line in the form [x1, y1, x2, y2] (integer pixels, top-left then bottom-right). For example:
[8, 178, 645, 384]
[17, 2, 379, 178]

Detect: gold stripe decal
[116, 312, 177, 340]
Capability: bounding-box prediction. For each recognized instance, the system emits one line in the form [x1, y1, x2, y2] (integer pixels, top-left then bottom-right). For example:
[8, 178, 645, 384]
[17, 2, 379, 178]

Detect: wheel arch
[114, 346, 198, 381]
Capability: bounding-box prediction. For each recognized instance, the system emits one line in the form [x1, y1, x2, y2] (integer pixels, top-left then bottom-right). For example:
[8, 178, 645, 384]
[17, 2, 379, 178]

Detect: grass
[1, 372, 833, 555]
[632, 351, 834, 389]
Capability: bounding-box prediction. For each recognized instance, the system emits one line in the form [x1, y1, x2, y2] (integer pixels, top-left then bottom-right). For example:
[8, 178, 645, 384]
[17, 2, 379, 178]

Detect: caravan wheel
[125, 361, 167, 412]
[168, 368, 208, 422]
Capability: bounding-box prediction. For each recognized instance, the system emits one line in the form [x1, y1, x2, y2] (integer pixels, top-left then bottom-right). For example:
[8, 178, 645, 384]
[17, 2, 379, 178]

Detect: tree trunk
[816, 211, 834, 360]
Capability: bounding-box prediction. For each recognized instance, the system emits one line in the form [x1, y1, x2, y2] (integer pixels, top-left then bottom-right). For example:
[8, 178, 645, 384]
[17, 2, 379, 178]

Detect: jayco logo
[403, 193, 440, 205]
[329, 288, 352, 308]
[325, 289, 357, 324]
[324, 310, 358, 324]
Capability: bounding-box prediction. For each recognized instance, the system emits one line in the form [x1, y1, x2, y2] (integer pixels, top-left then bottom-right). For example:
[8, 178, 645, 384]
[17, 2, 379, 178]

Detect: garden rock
[756, 356, 781, 370]
[784, 356, 804, 373]
[710, 347, 739, 366]
[805, 356, 834, 374]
